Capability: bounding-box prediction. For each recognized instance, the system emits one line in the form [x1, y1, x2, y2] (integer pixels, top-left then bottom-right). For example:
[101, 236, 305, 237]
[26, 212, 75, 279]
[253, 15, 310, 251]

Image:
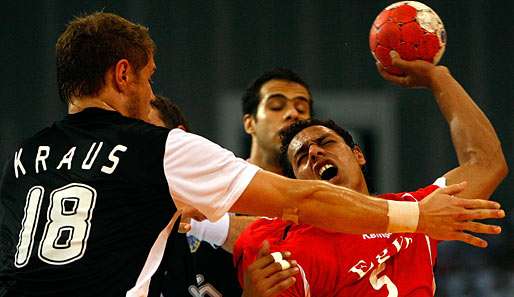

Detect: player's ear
[243, 114, 256, 135]
[113, 59, 131, 92]
[352, 145, 367, 166]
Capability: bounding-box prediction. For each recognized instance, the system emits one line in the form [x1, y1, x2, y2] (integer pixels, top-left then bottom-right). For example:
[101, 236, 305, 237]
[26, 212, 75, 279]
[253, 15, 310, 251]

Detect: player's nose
[284, 106, 300, 122]
[308, 144, 324, 162]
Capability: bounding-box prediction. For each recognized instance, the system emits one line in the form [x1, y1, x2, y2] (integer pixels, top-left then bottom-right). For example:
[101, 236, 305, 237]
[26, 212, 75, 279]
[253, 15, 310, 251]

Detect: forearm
[430, 68, 508, 197]
[293, 181, 389, 233]
[380, 56, 507, 196]
[232, 172, 391, 234]
[431, 68, 506, 167]
[222, 215, 259, 253]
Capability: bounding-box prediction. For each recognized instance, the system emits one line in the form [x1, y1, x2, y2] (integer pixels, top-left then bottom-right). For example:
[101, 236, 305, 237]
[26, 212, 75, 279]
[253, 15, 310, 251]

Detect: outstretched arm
[378, 52, 508, 199]
[165, 129, 504, 248]
[231, 170, 504, 247]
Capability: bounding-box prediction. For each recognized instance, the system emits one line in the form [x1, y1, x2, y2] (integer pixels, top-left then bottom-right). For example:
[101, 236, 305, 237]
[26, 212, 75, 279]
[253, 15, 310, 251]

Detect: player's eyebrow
[293, 96, 310, 104]
[265, 93, 287, 101]
[265, 93, 311, 103]
[292, 133, 331, 162]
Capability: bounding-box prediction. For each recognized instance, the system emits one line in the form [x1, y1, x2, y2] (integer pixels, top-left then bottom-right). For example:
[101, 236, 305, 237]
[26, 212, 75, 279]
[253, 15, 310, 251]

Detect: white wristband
[386, 200, 420, 233]
[187, 213, 230, 247]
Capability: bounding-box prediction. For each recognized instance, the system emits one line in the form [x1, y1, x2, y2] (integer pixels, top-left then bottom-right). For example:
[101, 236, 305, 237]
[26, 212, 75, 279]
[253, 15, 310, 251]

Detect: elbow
[483, 153, 509, 185]
[492, 145, 509, 182]
[473, 146, 508, 182]
[497, 156, 509, 181]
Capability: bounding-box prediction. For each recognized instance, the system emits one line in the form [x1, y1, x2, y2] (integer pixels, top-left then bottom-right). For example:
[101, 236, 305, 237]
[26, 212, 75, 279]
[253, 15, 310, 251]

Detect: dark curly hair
[279, 119, 358, 178]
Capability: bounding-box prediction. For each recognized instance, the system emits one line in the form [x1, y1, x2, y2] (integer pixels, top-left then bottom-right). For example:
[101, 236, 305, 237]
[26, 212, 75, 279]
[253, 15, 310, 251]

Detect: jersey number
[369, 262, 398, 297]
[15, 183, 97, 267]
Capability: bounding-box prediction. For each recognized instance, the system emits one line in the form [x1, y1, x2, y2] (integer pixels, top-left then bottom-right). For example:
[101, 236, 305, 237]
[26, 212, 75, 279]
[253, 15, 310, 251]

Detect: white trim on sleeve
[163, 129, 260, 221]
[433, 177, 447, 188]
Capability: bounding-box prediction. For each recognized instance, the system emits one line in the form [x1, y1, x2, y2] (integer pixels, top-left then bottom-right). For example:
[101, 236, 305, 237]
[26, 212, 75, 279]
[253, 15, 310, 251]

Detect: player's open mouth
[319, 164, 338, 181]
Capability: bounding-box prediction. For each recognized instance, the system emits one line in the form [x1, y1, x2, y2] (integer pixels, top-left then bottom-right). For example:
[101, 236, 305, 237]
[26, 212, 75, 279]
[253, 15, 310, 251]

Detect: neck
[68, 86, 126, 115]
[247, 143, 283, 175]
[68, 97, 117, 114]
[358, 182, 370, 196]
[353, 172, 370, 195]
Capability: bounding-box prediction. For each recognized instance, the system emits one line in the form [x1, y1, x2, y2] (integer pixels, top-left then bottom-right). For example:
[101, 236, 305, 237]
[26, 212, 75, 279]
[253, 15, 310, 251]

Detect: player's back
[0, 108, 175, 296]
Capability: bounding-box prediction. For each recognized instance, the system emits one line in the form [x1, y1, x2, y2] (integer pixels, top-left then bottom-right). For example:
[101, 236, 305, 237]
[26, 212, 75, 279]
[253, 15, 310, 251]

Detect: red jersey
[234, 185, 440, 297]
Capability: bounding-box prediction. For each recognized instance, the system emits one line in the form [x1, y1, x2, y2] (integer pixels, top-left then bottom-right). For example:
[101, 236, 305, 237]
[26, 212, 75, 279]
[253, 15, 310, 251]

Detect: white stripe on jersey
[126, 209, 182, 297]
[297, 263, 311, 297]
[424, 235, 433, 266]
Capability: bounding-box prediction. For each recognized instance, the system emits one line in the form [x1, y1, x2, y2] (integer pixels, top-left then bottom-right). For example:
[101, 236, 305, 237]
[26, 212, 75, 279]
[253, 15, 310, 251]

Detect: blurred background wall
[1, 1, 512, 296]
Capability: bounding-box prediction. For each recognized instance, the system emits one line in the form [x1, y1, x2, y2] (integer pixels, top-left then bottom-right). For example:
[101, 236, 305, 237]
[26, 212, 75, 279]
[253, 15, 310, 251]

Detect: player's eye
[295, 101, 309, 114]
[297, 154, 307, 166]
[267, 98, 286, 111]
[321, 139, 335, 146]
[269, 103, 284, 111]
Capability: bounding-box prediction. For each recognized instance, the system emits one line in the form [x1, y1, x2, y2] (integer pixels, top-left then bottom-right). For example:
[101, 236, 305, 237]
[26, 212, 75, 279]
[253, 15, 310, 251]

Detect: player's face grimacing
[287, 125, 367, 192]
[126, 56, 157, 121]
[249, 80, 311, 152]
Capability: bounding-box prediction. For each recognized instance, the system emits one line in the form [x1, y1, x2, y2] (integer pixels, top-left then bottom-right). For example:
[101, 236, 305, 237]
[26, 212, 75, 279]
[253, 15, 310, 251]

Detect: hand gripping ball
[369, 1, 446, 75]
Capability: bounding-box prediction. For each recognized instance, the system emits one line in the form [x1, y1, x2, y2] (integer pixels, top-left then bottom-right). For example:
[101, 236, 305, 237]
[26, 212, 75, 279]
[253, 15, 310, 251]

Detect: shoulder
[61, 108, 172, 146]
[114, 116, 170, 145]
[15, 126, 54, 149]
[241, 218, 288, 240]
[379, 184, 440, 202]
[233, 218, 287, 259]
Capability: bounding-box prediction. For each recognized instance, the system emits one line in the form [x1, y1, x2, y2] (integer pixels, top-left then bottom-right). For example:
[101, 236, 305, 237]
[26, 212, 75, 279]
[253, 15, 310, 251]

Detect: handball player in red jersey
[235, 53, 508, 297]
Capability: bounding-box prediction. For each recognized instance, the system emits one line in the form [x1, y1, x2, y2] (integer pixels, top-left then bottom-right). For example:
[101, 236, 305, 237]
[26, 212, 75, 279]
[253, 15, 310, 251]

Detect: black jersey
[187, 241, 242, 296]
[149, 237, 242, 297]
[0, 108, 176, 296]
[148, 226, 197, 297]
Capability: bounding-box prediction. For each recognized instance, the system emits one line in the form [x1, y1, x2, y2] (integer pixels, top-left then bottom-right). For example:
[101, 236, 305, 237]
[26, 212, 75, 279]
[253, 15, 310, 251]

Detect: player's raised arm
[377, 52, 508, 200]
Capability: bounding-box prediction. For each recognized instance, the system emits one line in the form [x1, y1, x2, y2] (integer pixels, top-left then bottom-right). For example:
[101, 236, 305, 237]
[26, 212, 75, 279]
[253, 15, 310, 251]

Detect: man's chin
[326, 175, 344, 187]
